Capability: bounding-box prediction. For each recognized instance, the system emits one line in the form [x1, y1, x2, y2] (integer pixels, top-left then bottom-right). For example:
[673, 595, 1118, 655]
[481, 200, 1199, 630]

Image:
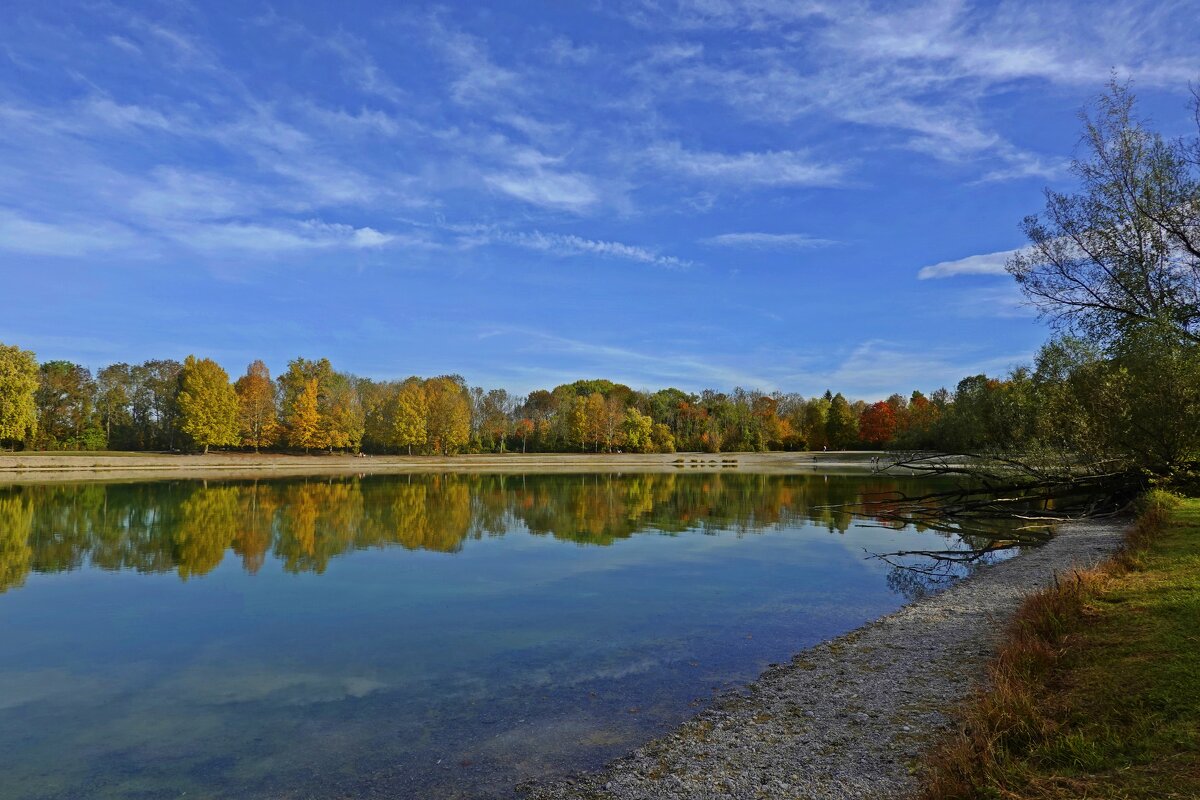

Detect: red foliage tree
[858, 401, 897, 447]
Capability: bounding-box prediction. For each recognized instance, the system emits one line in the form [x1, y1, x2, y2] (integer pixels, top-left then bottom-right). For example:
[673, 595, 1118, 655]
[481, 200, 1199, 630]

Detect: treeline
[0, 343, 1048, 455]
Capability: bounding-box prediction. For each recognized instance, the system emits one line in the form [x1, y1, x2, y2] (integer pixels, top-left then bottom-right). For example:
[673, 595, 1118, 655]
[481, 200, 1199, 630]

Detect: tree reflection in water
[0, 472, 1004, 593]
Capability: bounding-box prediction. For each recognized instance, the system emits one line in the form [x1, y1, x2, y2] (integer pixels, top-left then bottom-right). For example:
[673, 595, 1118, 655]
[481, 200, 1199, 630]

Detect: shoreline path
[522, 520, 1124, 800]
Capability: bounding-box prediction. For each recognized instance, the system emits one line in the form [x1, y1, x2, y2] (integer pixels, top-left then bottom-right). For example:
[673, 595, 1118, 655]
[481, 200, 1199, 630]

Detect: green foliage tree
[825, 393, 858, 449]
[1008, 81, 1200, 345]
[130, 359, 183, 450]
[177, 355, 240, 454]
[0, 343, 39, 448]
[96, 363, 133, 449]
[34, 361, 101, 450]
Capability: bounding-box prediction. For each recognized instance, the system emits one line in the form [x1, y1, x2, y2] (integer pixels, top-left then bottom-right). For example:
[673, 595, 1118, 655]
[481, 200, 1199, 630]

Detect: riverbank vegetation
[920, 491, 1200, 799]
[0, 346, 1077, 459]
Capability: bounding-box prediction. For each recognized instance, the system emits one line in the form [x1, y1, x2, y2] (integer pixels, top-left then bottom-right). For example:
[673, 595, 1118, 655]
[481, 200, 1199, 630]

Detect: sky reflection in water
[0, 472, 993, 799]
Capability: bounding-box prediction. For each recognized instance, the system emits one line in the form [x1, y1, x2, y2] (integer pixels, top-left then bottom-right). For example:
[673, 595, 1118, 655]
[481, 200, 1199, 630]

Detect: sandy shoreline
[521, 519, 1126, 800]
[0, 451, 884, 484]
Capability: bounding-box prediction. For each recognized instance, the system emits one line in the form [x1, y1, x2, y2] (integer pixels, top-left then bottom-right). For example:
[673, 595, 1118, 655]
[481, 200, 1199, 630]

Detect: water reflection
[0, 472, 1005, 800]
[0, 472, 968, 592]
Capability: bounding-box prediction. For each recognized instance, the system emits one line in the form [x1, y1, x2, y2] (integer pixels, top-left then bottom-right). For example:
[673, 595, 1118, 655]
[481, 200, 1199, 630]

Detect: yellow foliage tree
[320, 377, 364, 453]
[424, 377, 470, 455]
[288, 378, 322, 452]
[392, 379, 428, 455]
[234, 360, 279, 451]
[0, 342, 39, 447]
[177, 355, 240, 454]
[622, 407, 654, 452]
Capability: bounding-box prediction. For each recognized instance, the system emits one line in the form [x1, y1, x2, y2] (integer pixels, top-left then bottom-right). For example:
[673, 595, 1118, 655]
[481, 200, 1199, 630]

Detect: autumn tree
[650, 422, 676, 453]
[622, 407, 653, 452]
[514, 417, 534, 453]
[392, 379, 428, 455]
[287, 379, 322, 452]
[277, 357, 334, 448]
[424, 376, 470, 455]
[858, 401, 897, 447]
[567, 395, 590, 451]
[482, 389, 516, 452]
[234, 360, 279, 451]
[177, 355, 240, 454]
[320, 374, 365, 452]
[0, 344, 39, 449]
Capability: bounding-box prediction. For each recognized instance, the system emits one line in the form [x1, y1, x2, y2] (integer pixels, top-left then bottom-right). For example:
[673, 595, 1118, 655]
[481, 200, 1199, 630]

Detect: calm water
[0, 471, 991, 799]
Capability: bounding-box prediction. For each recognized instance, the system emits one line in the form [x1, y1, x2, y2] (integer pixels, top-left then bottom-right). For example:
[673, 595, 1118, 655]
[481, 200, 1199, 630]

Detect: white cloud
[168, 219, 397, 253]
[106, 35, 142, 57]
[814, 339, 1034, 399]
[547, 36, 597, 64]
[482, 326, 771, 388]
[703, 232, 837, 249]
[425, 15, 519, 105]
[79, 97, 180, 133]
[647, 142, 845, 187]
[631, 1, 1200, 179]
[503, 231, 690, 268]
[484, 170, 600, 211]
[951, 286, 1035, 319]
[917, 248, 1021, 279]
[0, 210, 140, 257]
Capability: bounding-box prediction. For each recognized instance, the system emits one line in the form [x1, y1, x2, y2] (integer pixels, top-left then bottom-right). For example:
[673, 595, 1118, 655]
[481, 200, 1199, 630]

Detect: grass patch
[920, 490, 1200, 800]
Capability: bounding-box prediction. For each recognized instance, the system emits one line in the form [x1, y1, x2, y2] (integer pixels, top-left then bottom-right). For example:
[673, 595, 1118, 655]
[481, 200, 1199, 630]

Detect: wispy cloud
[484, 170, 600, 211]
[0, 210, 140, 257]
[702, 232, 837, 249]
[647, 142, 845, 187]
[951, 286, 1036, 319]
[480, 326, 771, 389]
[424, 12, 520, 105]
[815, 339, 1035, 398]
[917, 248, 1021, 279]
[166, 219, 402, 253]
[501, 231, 690, 268]
[628, 0, 1200, 180]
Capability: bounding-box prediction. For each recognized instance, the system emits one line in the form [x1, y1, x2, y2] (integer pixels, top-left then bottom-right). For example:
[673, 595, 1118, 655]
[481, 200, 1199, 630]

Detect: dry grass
[919, 490, 1199, 800]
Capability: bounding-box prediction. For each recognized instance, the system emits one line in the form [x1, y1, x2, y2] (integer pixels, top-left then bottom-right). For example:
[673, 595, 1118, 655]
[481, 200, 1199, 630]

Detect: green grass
[922, 492, 1200, 799]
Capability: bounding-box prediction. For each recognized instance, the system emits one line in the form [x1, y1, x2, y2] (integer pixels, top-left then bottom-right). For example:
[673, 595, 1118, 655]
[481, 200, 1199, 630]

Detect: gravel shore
[521, 520, 1125, 800]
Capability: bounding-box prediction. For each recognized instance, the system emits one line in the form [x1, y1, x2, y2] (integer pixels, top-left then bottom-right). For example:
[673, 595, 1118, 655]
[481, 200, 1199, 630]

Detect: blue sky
[2, 0, 1198, 399]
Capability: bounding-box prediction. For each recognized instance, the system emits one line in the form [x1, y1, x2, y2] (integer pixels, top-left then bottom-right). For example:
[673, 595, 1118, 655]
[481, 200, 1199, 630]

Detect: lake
[0, 471, 995, 799]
